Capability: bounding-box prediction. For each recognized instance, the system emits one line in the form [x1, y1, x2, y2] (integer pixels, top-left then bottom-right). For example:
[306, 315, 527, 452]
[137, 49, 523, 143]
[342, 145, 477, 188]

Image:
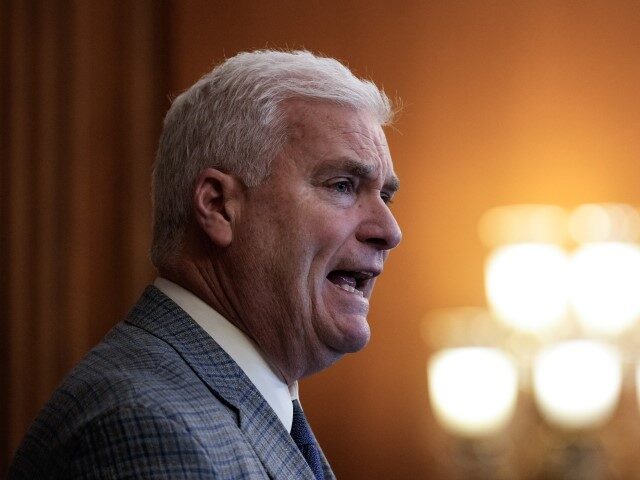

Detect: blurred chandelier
[424, 203, 640, 479]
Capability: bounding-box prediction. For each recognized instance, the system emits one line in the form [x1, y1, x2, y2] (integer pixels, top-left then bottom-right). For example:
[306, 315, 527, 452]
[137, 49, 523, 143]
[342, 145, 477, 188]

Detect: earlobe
[193, 168, 241, 248]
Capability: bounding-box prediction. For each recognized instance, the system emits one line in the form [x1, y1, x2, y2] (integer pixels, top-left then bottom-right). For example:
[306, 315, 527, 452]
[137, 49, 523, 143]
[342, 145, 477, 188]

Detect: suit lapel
[125, 286, 317, 479]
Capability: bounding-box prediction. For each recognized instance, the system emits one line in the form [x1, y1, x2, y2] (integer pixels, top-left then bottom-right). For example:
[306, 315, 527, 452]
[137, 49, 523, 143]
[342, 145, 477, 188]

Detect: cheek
[306, 226, 352, 278]
[311, 209, 358, 245]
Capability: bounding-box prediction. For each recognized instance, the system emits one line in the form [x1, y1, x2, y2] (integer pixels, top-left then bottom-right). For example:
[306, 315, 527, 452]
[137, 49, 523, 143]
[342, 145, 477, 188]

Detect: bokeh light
[568, 242, 640, 336]
[569, 203, 640, 244]
[533, 340, 622, 430]
[479, 204, 569, 248]
[428, 347, 518, 438]
[485, 243, 569, 334]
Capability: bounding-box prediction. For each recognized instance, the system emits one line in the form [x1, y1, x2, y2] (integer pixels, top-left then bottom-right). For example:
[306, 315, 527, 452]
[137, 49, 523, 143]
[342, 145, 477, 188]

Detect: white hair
[151, 49, 394, 267]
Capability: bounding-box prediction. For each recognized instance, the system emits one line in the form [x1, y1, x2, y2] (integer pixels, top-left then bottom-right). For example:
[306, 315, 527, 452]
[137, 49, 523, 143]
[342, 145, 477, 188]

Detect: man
[9, 50, 402, 479]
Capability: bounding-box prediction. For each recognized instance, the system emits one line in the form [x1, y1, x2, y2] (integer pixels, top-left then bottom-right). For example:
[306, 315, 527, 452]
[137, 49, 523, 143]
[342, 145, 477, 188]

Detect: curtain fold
[1, 1, 168, 471]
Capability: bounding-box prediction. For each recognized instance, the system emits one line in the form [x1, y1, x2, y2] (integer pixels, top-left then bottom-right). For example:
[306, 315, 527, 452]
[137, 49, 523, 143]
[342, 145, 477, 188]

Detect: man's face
[226, 101, 402, 382]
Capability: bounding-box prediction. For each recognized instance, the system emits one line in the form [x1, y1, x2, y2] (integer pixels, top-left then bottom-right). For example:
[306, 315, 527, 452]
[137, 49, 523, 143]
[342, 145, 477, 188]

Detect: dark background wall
[4, 1, 640, 478]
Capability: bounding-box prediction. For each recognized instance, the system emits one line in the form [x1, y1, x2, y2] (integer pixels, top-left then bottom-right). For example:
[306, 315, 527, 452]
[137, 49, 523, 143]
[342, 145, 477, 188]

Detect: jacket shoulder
[9, 319, 249, 479]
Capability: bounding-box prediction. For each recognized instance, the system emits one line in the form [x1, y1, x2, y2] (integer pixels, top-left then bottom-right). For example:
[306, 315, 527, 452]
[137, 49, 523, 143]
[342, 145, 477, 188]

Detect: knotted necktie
[290, 399, 325, 480]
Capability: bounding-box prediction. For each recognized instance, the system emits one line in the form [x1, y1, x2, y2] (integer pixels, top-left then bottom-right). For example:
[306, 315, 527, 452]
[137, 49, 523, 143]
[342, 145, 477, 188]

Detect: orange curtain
[1, 0, 168, 471]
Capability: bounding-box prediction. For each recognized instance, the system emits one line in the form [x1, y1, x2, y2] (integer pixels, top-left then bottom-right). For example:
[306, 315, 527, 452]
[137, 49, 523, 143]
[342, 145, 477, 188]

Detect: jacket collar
[125, 285, 322, 479]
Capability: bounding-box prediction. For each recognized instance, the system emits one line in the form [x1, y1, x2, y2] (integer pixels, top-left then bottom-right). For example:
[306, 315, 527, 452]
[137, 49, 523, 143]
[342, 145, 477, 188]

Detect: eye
[381, 191, 394, 205]
[328, 179, 354, 195]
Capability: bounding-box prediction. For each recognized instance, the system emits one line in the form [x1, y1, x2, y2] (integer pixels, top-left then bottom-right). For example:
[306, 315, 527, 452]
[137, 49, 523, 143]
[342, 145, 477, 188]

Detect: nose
[356, 197, 402, 250]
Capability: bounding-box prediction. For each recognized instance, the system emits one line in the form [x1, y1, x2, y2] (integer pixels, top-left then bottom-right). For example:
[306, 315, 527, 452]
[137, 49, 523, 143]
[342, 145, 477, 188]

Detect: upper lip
[326, 267, 383, 294]
[351, 270, 380, 280]
[328, 268, 382, 279]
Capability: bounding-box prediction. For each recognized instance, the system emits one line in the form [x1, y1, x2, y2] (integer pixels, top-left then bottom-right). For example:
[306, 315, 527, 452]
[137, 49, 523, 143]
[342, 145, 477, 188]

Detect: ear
[193, 168, 243, 248]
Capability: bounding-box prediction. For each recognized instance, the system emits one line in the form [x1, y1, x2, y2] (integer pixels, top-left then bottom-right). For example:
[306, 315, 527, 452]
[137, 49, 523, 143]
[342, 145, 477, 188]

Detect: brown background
[3, 1, 640, 478]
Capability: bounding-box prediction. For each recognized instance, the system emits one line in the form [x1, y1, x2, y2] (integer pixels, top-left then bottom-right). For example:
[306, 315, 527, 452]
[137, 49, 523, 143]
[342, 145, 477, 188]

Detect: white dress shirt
[153, 277, 298, 432]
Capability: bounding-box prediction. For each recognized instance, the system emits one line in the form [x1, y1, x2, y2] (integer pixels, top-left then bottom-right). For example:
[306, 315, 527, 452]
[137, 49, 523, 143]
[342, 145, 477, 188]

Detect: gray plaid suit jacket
[8, 286, 336, 479]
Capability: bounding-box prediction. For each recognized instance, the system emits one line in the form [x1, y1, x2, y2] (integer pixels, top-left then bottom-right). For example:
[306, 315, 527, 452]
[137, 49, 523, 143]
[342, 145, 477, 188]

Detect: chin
[300, 327, 370, 379]
[327, 313, 371, 354]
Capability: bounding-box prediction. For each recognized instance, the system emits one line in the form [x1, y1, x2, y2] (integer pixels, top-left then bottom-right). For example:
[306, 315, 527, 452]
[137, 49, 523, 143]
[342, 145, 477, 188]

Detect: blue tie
[291, 399, 325, 480]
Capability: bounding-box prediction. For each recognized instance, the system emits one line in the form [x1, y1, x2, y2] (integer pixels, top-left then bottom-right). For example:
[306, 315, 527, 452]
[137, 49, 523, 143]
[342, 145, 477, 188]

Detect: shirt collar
[153, 277, 298, 431]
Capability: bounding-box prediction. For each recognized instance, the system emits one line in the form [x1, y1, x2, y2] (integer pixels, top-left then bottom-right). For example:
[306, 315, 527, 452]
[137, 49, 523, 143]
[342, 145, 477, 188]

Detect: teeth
[335, 283, 364, 296]
[326, 269, 374, 297]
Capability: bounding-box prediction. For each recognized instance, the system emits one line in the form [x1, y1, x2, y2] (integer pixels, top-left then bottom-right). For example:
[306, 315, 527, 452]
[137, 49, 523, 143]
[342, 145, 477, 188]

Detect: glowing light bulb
[568, 242, 640, 336]
[485, 243, 569, 333]
[428, 347, 518, 437]
[533, 340, 622, 430]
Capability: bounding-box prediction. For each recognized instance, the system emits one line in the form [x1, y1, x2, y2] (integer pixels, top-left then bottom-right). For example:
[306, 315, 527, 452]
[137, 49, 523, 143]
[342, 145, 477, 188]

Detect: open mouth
[326, 270, 375, 297]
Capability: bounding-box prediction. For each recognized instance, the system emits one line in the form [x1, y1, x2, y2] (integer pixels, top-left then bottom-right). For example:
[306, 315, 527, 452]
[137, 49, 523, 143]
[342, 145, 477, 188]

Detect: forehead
[282, 101, 397, 182]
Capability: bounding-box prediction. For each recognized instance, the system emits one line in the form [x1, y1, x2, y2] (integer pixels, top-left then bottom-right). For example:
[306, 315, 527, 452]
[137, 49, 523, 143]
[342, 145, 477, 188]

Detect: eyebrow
[320, 158, 400, 193]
